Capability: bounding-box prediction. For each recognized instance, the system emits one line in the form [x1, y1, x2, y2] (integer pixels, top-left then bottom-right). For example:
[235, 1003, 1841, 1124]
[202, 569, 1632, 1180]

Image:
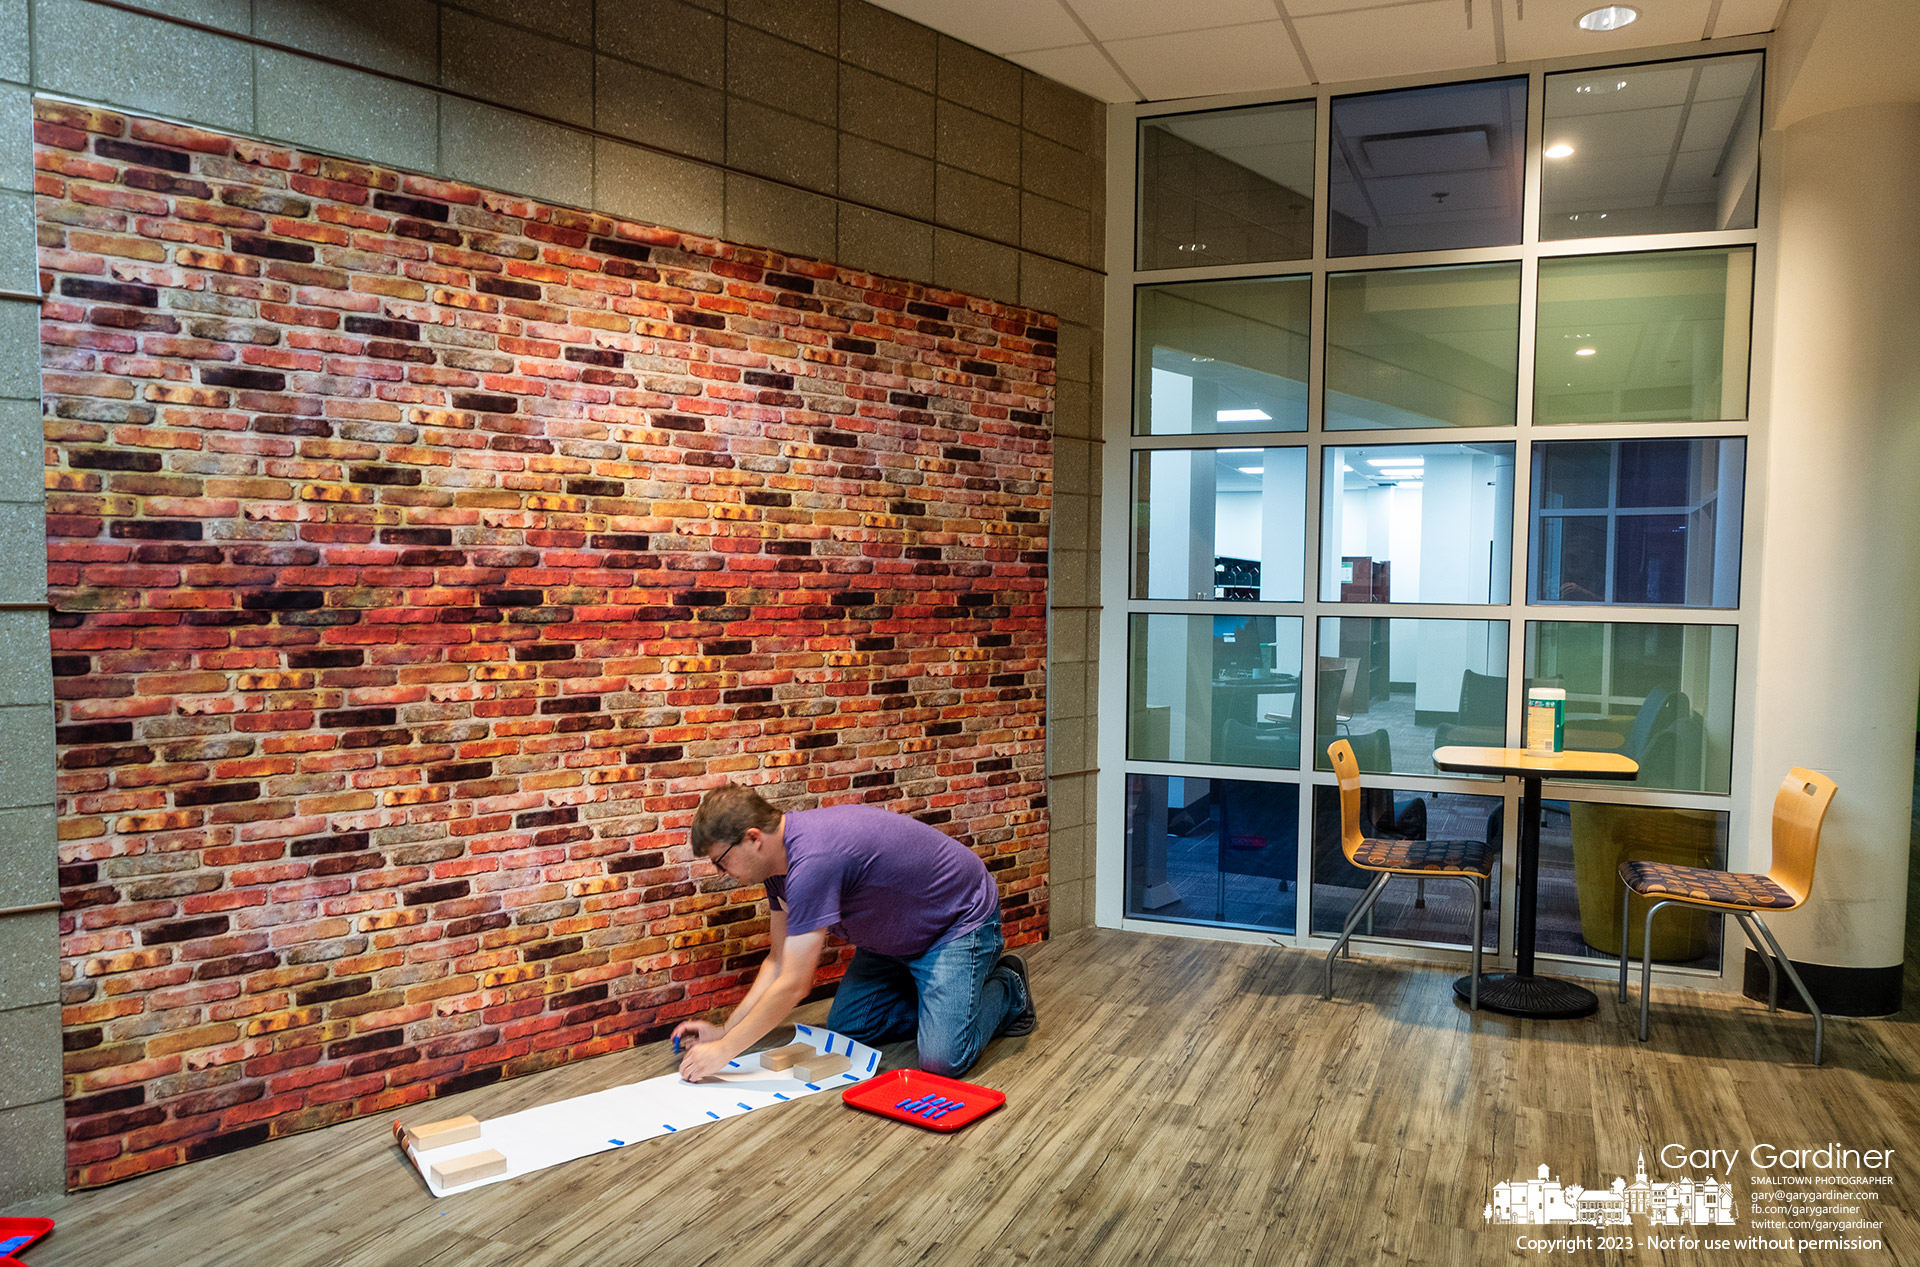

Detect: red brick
[40, 108, 1054, 1190]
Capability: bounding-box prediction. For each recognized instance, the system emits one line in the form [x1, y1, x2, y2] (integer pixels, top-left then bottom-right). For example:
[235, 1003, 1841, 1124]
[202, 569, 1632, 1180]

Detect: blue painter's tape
[610, 1138, 625, 1146]
[867, 1052, 877, 1071]
[823, 1035, 833, 1054]
[841, 1073, 858, 1081]
[728, 1060, 740, 1068]
[805, 1083, 821, 1090]
[707, 1111, 720, 1120]
[664, 1124, 676, 1132]
[737, 1102, 753, 1112]
[774, 1093, 790, 1101]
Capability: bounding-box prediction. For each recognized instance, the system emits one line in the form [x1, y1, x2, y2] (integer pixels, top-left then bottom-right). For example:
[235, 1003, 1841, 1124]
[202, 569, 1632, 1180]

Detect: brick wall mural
[32, 101, 1053, 1188]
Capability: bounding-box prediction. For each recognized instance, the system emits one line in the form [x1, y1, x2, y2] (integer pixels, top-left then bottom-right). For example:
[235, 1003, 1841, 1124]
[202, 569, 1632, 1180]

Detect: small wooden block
[430, 1148, 507, 1189]
[792, 1053, 851, 1081]
[403, 1114, 481, 1150]
[758, 1042, 815, 1071]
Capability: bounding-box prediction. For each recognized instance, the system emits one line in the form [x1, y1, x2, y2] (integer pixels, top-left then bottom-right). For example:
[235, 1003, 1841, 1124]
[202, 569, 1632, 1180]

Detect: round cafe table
[1430, 744, 1639, 1019]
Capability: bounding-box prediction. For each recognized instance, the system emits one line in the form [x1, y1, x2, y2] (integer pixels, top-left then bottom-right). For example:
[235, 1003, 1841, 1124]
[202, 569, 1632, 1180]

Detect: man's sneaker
[998, 953, 1036, 1037]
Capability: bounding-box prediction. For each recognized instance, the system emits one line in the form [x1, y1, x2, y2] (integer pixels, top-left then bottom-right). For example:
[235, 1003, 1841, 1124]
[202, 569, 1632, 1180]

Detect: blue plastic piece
[673, 1035, 681, 1054]
[664, 1124, 676, 1132]
[609, 1138, 625, 1146]
[737, 1102, 753, 1111]
[774, 1093, 790, 1101]
[0, 1237, 30, 1256]
[707, 1111, 720, 1120]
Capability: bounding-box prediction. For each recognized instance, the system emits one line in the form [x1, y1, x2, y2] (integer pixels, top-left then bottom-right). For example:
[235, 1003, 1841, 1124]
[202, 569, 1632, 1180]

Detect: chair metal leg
[1751, 915, 1824, 1066]
[1639, 899, 1681, 1042]
[1414, 878, 1426, 909]
[1323, 873, 1390, 1001]
[1734, 913, 1779, 1012]
[1466, 874, 1485, 1011]
[1618, 880, 1632, 1005]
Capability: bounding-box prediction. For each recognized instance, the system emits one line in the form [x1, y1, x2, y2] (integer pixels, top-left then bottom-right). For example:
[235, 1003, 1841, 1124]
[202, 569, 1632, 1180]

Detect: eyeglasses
[710, 838, 741, 871]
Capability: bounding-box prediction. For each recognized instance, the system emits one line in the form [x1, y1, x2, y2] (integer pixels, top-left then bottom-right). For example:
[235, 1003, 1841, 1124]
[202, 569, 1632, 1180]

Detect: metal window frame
[1097, 32, 1772, 994]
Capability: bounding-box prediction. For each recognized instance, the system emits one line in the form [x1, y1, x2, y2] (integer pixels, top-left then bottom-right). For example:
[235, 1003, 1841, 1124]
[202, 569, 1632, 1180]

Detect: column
[1748, 101, 1920, 1014]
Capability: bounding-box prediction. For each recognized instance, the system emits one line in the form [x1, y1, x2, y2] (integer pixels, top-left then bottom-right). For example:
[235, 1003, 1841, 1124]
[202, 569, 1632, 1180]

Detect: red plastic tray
[842, 1068, 1004, 1132]
[0, 1217, 53, 1265]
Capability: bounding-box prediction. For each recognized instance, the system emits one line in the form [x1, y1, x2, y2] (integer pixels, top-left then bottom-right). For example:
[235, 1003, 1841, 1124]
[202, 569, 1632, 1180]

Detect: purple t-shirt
[765, 805, 1001, 958]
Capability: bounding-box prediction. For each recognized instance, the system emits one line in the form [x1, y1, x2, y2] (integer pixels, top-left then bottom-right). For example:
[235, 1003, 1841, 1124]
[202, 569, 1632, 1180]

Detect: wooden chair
[1323, 739, 1495, 1009]
[1617, 768, 1838, 1064]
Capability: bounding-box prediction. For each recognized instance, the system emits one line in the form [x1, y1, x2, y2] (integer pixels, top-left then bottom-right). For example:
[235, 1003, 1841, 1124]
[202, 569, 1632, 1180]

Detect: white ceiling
[869, 0, 1787, 104]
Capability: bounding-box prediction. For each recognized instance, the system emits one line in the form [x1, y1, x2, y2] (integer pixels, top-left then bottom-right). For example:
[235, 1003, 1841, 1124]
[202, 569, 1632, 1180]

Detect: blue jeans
[825, 920, 1027, 1078]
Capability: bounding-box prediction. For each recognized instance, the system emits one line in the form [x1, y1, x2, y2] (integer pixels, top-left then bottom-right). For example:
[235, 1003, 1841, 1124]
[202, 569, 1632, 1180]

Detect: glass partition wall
[1108, 43, 1762, 982]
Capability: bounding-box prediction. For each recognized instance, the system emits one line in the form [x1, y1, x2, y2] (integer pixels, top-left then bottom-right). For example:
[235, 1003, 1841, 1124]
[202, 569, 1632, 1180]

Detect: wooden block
[792, 1052, 851, 1081]
[430, 1149, 507, 1189]
[402, 1115, 481, 1150]
[758, 1042, 815, 1071]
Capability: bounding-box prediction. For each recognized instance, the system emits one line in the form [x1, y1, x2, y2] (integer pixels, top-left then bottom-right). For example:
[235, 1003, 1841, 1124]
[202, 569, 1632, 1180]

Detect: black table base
[1455, 973, 1598, 1019]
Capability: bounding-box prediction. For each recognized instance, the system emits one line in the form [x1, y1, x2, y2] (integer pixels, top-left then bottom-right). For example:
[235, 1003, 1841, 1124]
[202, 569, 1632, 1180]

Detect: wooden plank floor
[9, 921, 1920, 1267]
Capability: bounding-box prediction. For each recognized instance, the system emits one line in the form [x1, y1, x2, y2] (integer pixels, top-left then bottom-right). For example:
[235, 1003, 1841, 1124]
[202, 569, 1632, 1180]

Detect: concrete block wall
[0, 0, 64, 1211]
[35, 103, 1053, 1188]
[0, 0, 1104, 1199]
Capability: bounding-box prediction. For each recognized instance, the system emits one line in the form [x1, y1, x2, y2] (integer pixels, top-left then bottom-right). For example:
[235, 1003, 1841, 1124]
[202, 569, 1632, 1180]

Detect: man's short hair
[689, 784, 781, 856]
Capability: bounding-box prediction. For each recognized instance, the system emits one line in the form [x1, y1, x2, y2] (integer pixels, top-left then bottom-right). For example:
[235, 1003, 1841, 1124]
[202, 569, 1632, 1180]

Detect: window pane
[1538, 801, 1728, 971]
[1312, 618, 1510, 773]
[1525, 622, 1737, 794]
[1329, 78, 1527, 256]
[1127, 774, 1298, 933]
[1136, 278, 1311, 435]
[1529, 438, 1746, 607]
[1129, 615, 1304, 769]
[1535, 247, 1754, 424]
[1326, 263, 1521, 430]
[1319, 442, 1515, 603]
[1310, 786, 1500, 949]
[1138, 102, 1316, 271]
[1132, 448, 1307, 602]
[1542, 53, 1763, 241]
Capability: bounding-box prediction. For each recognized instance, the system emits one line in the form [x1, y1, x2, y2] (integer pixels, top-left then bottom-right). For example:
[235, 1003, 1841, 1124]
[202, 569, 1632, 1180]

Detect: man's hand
[671, 1018, 726, 1049]
[678, 1038, 736, 1083]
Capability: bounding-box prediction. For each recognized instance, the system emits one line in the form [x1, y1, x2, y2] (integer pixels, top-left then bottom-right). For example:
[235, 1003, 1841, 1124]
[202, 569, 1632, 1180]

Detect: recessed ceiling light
[1545, 143, 1575, 159]
[1575, 347, 1597, 357]
[1216, 409, 1271, 423]
[1578, 5, 1638, 31]
[1236, 466, 1264, 476]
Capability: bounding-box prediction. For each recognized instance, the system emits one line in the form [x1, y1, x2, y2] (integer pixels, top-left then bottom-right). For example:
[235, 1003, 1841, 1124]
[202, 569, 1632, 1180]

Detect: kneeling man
[672, 784, 1036, 1082]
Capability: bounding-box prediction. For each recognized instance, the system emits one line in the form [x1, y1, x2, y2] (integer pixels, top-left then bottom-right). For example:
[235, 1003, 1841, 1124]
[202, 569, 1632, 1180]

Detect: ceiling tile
[1284, 0, 1435, 13]
[1107, 22, 1312, 101]
[1068, 0, 1279, 42]
[1007, 44, 1140, 103]
[1501, 0, 1715, 64]
[1294, 1, 1499, 83]
[868, 0, 1086, 55]
[1709, 0, 1786, 38]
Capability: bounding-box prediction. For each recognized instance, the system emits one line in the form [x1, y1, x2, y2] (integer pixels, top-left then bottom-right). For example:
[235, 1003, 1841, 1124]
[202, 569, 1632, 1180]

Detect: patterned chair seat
[1351, 836, 1493, 878]
[1618, 859, 1797, 911]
